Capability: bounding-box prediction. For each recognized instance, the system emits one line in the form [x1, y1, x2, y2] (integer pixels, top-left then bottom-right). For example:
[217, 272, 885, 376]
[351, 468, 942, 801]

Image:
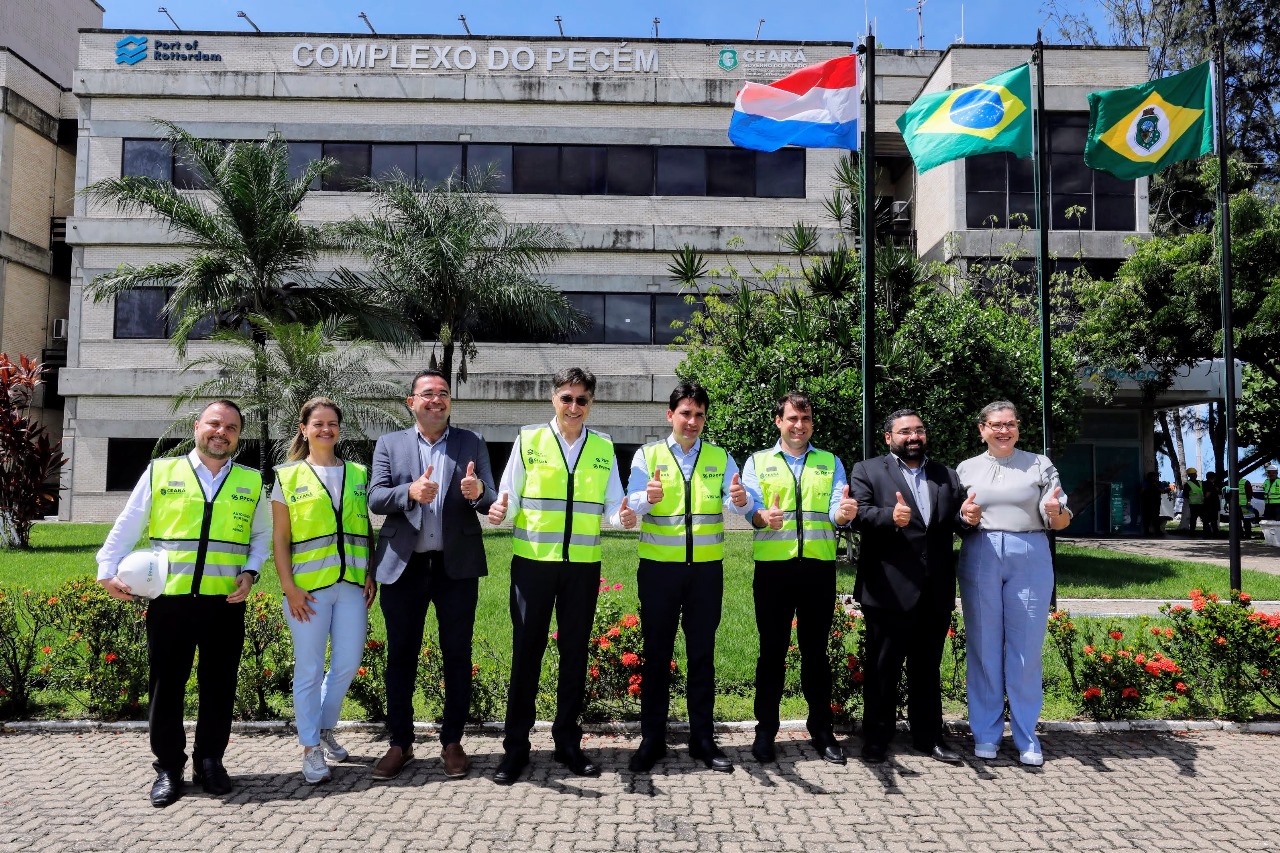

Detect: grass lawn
[1053, 543, 1280, 599]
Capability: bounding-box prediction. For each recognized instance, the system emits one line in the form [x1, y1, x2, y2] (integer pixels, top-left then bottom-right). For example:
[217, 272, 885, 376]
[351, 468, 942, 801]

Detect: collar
[551, 419, 587, 445]
[188, 449, 233, 479]
[770, 440, 813, 462]
[667, 435, 701, 456]
[416, 426, 450, 446]
[890, 452, 928, 473]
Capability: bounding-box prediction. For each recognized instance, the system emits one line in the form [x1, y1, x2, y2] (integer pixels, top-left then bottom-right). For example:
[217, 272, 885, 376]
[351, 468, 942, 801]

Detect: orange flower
[1215, 636, 1227, 646]
[607, 626, 621, 638]
[356, 666, 368, 677]
[627, 683, 641, 696]
[1083, 645, 1095, 655]
[1239, 592, 1253, 603]
[1083, 687, 1102, 700]
[620, 652, 640, 667]
[1121, 687, 1140, 700]
[1109, 630, 1124, 640]
[621, 614, 640, 628]
[598, 637, 611, 650]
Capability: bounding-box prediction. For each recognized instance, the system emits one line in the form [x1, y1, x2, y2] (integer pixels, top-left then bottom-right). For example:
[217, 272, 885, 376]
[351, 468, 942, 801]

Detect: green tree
[335, 173, 580, 384]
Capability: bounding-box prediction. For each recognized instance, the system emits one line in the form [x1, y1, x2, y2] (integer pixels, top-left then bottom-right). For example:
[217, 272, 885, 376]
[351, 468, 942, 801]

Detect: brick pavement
[2, 728, 1277, 852]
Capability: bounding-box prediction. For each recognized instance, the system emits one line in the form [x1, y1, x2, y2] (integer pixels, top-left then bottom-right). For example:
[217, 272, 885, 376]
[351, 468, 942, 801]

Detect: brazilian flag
[896, 64, 1032, 174]
[1084, 62, 1214, 180]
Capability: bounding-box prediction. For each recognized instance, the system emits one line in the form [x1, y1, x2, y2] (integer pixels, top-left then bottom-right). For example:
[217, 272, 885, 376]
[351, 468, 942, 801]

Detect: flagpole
[860, 33, 877, 461]
[1032, 32, 1053, 460]
[1207, 0, 1242, 592]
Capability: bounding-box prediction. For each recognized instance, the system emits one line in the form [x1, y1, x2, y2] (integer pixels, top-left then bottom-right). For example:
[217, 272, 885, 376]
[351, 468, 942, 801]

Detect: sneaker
[974, 743, 998, 760]
[303, 747, 332, 784]
[1019, 749, 1044, 767]
[319, 729, 349, 762]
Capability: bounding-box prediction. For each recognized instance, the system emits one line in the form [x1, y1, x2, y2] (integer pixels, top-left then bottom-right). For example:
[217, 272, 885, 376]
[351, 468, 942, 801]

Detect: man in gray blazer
[368, 369, 497, 781]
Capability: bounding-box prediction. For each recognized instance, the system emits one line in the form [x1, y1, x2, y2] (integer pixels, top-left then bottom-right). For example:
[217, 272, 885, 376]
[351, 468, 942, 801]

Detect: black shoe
[914, 740, 962, 764]
[750, 733, 776, 764]
[552, 744, 601, 777]
[688, 738, 734, 772]
[192, 758, 232, 795]
[149, 769, 182, 808]
[628, 738, 667, 773]
[860, 741, 888, 764]
[811, 731, 847, 765]
[493, 751, 529, 785]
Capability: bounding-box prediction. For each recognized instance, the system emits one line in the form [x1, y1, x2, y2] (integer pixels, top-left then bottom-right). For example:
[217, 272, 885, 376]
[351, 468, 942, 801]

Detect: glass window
[965, 153, 1007, 191]
[322, 143, 370, 191]
[603, 293, 651, 344]
[1052, 154, 1093, 194]
[466, 144, 512, 193]
[287, 142, 322, 189]
[417, 143, 462, 186]
[656, 148, 706, 195]
[106, 438, 180, 491]
[706, 148, 756, 196]
[606, 146, 654, 195]
[1095, 195, 1136, 231]
[654, 295, 699, 344]
[756, 149, 806, 198]
[171, 153, 206, 190]
[114, 288, 169, 339]
[561, 146, 607, 194]
[1008, 193, 1037, 228]
[1050, 115, 1089, 153]
[966, 192, 1007, 229]
[512, 145, 560, 194]
[371, 144, 417, 181]
[565, 293, 604, 343]
[1052, 194, 1093, 229]
[122, 139, 172, 181]
[1007, 155, 1036, 193]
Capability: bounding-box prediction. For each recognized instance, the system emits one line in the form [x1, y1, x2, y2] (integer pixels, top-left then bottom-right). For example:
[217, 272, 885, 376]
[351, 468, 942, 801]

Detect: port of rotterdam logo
[116, 35, 148, 65]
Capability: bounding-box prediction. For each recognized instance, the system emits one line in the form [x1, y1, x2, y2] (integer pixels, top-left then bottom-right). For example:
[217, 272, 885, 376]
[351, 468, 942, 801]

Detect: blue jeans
[284, 582, 368, 748]
[957, 530, 1053, 754]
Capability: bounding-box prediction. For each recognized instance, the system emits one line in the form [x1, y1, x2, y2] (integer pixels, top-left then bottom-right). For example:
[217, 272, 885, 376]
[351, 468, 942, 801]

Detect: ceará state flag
[728, 54, 860, 152]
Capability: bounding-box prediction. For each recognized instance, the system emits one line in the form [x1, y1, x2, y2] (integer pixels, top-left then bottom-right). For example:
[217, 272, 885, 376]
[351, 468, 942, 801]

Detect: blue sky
[100, 0, 1098, 51]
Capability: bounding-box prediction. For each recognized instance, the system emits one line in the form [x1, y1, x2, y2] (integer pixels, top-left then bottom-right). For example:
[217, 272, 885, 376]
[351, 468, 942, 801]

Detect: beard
[892, 437, 927, 461]
[197, 438, 235, 460]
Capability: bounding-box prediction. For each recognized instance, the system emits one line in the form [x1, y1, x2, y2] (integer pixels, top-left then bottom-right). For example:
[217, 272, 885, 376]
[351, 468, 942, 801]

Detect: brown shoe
[372, 745, 414, 781]
[441, 742, 470, 779]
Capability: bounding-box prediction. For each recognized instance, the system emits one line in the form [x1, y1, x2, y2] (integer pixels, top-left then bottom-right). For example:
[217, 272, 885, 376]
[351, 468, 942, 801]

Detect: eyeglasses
[983, 421, 1019, 432]
[412, 391, 450, 401]
[557, 394, 592, 407]
[893, 428, 927, 437]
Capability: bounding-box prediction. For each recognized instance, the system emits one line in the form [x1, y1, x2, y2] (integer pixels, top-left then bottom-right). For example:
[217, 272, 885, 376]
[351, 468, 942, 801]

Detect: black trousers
[637, 558, 723, 743]
[380, 551, 479, 749]
[146, 594, 245, 774]
[860, 597, 952, 748]
[503, 555, 600, 755]
[752, 558, 836, 737]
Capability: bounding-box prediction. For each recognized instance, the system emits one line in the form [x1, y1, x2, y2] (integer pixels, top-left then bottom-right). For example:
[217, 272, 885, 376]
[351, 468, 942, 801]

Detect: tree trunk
[1157, 410, 1181, 480]
[441, 342, 456, 388]
[1171, 408, 1189, 485]
[1208, 401, 1226, 478]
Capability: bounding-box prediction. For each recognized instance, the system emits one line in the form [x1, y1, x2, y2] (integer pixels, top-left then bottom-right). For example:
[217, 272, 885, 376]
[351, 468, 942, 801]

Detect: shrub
[1050, 609, 1184, 721]
[348, 637, 388, 722]
[47, 579, 148, 720]
[0, 354, 68, 550]
[0, 588, 60, 716]
[235, 592, 294, 720]
[417, 636, 509, 724]
[828, 603, 866, 725]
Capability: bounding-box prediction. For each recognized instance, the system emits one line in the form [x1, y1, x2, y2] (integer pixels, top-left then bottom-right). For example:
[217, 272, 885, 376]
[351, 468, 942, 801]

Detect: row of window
[113, 288, 699, 346]
[121, 139, 808, 199]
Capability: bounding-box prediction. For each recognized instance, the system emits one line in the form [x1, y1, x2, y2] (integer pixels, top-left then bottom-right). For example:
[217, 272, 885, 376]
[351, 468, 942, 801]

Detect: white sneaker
[1019, 749, 1044, 767]
[303, 747, 332, 784]
[974, 743, 998, 760]
[319, 729, 349, 762]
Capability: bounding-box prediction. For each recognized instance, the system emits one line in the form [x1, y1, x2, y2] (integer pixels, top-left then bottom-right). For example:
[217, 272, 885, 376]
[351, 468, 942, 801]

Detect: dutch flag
[728, 54, 861, 152]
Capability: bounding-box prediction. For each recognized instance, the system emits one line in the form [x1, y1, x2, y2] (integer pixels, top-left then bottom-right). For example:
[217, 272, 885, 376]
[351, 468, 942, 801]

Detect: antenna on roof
[358, 12, 376, 35]
[555, 15, 565, 36]
[653, 17, 660, 38]
[459, 14, 472, 36]
[905, 0, 926, 49]
[755, 19, 765, 40]
[236, 11, 262, 33]
[157, 6, 181, 31]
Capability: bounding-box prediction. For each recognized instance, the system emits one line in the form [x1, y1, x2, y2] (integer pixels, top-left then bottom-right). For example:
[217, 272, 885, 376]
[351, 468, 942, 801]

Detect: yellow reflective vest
[1265, 478, 1280, 505]
[512, 425, 614, 563]
[638, 440, 727, 563]
[751, 448, 837, 561]
[275, 460, 370, 590]
[149, 456, 262, 596]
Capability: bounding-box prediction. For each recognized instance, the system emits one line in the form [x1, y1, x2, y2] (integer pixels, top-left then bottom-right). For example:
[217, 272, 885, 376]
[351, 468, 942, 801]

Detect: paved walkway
[1062, 534, 1280, 575]
[2, 728, 1277, 852]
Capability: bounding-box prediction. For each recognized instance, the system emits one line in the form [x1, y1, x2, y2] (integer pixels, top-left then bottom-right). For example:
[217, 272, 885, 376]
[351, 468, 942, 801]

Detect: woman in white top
[272, 397, 376, 784]
[956, 401, 1071, 767]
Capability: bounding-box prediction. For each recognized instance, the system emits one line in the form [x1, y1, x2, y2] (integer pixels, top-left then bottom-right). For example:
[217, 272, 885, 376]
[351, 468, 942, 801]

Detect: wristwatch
[238, 570, 259, 585]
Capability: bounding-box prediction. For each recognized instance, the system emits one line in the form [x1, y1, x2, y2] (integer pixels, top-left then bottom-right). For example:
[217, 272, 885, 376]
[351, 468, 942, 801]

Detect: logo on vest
[591, 456, 612, 471]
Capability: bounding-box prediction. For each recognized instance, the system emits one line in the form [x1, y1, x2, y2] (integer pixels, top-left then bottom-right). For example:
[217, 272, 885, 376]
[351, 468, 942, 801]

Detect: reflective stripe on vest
[275, 460, 370, 590]
[149, 457, 262, 596]
[1187, 481, 1204, 505]
[638, 441, 727, 563]
[751, 449, 837, 561]
[512, 425, 614, 562]
[1266, 479, 1280, 505]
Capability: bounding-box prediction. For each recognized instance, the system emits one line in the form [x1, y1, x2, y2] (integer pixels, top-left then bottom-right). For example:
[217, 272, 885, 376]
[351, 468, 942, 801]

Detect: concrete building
[61, 29, 1156, 529]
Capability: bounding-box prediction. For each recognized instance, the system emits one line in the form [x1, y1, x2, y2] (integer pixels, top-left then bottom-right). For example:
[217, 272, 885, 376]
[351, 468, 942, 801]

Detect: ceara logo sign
[718, 48, 738, 72]
[116, 35, 148, 65]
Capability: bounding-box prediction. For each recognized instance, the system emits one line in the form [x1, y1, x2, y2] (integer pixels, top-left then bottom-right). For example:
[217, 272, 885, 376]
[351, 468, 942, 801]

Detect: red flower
[1216, 636, 1228, 646]
[1189, 588, 1202, 598]
[1175, 682, 1187, 694]
[1133, 653, 1146, 665]
[830, 703, 843, 714]
[551, 631, 559, 641]
[1150, 627, 1163, 636]
[263, 669, 273, 678]
[613, 582, 624, 591]
[1122, 687, 1140, 700]
[1239, 592, 1253, 603]
[627, 683, 641, 696]
[846, 654, 859, 670]
[621, 652, 640, 667]
[852, 672, 864, 683]
[47, 597, 59, 605]
[356, 666, 368, 677]
[1164, 627, 1174, 638]
[628, 674, 642, 684]
[1083, 645, 1095, 655]
[589, 667, 600, 679]
[1261, 668, 1272, 678]
[366, 639, 385, 649]
[471, 663, 480, 676]
[1100, 653, 1113, 663]
[947, 627, 956, 638]
[41, 646, 52, 655]
[1192, 598, 1206, 611]
[104, 653, 118, 663]
[598, 637, 611, 650]
[1170, 604, 1187, 614]
[607, 626, 621, 638]
[621, 614, 639, 628]
[669, 660, 677, 672]
[1118, 650, 1131, 658]
[1109, 630, 1124, 640]
[1083, 687, 1102, 700]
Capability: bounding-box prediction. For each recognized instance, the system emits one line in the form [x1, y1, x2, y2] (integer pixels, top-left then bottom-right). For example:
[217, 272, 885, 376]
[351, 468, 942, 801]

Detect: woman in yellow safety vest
[271, 397, 375, 785]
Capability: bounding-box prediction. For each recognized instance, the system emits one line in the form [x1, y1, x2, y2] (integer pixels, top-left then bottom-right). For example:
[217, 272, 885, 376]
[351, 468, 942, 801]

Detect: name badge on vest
[236, 486, 252, 495]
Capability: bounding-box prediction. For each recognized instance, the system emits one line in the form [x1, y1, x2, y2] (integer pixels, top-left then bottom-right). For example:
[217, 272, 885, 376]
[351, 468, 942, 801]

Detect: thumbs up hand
[410, 464, 438, 504]
[1045, 486, 1065, 521]
[961, 489, 982, 526]
[646, 471, 665, 504]
[893, 490, 912, 527]
[460, 460, 481, 501]
[729, 472, 748, 508]
[764, 493, 785, 530]
[836, 484, 859, 525]
[619, 496, 637, 530]
[488, 491, 509, 525]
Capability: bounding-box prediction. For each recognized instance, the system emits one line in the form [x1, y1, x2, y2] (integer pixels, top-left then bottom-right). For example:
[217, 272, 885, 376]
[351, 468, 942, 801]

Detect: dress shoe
[811, 732, 847, 765]
[750, 734, 777, 764]
[628, 738, 667, 773]
[149, 769, 182, 808]
[441, 742, 470, 778]
[192, 758, 233, 795]
[553, 744, 601, 777]
[372, 745, 414, 781]
[493, 751, 529, 785]
[687, 738, 734, 772]
[914, 740, 962, 764]
[860, 741, 888, 764]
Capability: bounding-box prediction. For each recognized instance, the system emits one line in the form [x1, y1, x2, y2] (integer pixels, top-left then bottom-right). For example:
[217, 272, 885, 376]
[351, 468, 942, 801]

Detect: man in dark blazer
[368, 368, 497, 780]
[849, 408, 981, 764]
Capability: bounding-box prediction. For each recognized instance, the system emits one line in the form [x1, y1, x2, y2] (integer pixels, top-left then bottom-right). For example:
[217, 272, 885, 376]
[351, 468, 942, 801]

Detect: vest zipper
[333, 463, 347, 582]
[791, 452, 806, 557]
[683, 444, 701, 565]
[553, 429, 576, 563]
[191, 460, 232, 597]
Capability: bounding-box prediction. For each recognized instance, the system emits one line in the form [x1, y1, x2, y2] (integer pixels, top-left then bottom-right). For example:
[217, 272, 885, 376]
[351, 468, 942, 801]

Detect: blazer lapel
[883, 455, 920, 521]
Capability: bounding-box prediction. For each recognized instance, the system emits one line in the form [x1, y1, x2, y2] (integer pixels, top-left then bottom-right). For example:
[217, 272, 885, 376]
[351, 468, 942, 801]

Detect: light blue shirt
[741, 441, 848, 528]
[893, 452, 932, 527]
[415, 427, 450, 553]
[625, 436, 753, 518]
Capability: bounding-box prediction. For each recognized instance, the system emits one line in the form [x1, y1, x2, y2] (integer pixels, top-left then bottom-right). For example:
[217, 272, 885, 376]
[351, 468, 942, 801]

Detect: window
[417, 143, 462, 186]
[467, 144, 512, 192]
[656, 148, 707, 195]
[654, 295, 700, 344]
[756, 149, 806, 197]
[122, 140, 172, 182]
[171, 154, 206, 190]
[512, 145, 560, 194]
[106, 438, 180, 491]
[561, 146, 607, 194]
[322, 143, 370, 191]
[287, 142, 322, 189]
[566, 293, 605, 343]
[603, 293, 651, 343]
[371, 144, 416, 181]
[706, 148, 756, 197]
[607, 146, 655, 195]
[114, 288, 170, 339]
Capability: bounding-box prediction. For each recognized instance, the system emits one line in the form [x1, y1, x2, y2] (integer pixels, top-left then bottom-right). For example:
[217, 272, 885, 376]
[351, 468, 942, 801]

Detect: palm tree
[335, 172, 581, 384]
[84, 121, 414, 470]
[166, 315, 410, 467]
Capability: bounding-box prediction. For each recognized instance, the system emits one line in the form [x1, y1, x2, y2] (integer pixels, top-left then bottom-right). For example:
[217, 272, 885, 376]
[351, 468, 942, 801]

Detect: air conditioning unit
[52, 318, 68, 340]
[891, 200, 911, 223]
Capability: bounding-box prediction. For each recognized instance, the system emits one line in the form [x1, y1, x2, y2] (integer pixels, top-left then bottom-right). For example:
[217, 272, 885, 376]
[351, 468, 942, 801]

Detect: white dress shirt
[496, 420, 627, 527]
[624, 435, 754, 518]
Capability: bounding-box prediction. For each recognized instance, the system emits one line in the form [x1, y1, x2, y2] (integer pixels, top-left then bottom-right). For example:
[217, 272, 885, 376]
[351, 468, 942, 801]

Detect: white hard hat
[116, 548, 168, 599]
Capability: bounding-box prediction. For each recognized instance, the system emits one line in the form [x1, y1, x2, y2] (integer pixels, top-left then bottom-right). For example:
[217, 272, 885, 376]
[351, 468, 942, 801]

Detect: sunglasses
[557, 394, 592, 407]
